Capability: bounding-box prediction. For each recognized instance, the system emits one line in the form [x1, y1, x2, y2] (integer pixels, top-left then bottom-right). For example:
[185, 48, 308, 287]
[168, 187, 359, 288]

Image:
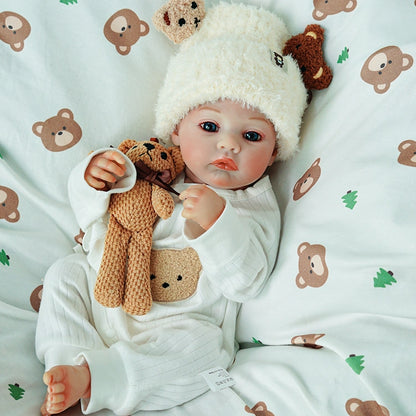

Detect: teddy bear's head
[118, 139, 184, 185]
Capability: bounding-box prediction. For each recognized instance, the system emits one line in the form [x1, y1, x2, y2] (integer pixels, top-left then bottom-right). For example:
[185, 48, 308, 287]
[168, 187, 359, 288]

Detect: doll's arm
[152, 185, 175, 220]
[179, 184, 225, 230]
[185, 181, 279, 302]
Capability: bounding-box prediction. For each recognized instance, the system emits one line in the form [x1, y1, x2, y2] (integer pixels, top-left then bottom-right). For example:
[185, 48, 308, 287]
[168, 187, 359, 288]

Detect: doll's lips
[211, 158, 238, 171]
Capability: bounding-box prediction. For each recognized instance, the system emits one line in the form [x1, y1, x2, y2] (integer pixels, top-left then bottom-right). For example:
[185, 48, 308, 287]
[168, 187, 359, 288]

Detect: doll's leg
[36, 253, 106, 415]
[95, 215, 130, 308]
[122, 229, 152, 315]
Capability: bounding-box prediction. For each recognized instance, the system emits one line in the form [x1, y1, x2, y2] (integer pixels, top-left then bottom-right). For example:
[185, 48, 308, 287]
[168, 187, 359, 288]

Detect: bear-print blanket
[0, 1, 415, 415]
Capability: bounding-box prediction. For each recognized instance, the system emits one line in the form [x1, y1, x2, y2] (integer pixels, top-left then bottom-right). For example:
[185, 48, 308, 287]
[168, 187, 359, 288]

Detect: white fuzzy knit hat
[154, 2, 307, 161]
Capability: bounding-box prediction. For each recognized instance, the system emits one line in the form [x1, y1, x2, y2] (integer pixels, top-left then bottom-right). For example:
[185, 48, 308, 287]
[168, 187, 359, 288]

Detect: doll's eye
[244, 131, 261, 142]
[200, 122, 218, 132]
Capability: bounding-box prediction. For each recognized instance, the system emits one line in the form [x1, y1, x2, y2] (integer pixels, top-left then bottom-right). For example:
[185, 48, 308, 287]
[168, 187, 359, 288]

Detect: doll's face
[171, 100, 277, 189]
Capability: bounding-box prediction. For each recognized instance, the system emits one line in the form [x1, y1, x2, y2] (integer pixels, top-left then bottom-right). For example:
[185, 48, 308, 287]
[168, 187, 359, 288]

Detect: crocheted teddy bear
[94, 138, 184, 315]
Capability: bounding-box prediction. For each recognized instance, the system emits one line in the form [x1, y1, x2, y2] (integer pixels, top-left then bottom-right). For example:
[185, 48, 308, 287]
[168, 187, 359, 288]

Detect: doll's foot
[41, 365, 91, 415]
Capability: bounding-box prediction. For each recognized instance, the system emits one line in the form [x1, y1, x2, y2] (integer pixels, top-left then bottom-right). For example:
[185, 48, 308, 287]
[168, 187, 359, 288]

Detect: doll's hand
[85, 150, 126, 190]
[179, 185, 225, 230]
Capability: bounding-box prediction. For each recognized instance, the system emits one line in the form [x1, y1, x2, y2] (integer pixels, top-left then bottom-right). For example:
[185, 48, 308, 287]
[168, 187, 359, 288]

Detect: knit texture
[94, 140, 184, 315]
[150, 248, 202, 302]
[154, 2, 307, 160]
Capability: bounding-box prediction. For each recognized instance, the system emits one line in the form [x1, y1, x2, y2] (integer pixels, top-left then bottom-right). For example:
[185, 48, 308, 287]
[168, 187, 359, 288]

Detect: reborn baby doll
[34, 0, 331, 414]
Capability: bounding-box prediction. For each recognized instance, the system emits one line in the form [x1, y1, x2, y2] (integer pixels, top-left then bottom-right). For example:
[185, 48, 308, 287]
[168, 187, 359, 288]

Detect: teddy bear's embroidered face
[120, 139, 183, 184]
[0, 11, 31, 52]
[150, 248, 202, 302]
[153, 0, 206, 44]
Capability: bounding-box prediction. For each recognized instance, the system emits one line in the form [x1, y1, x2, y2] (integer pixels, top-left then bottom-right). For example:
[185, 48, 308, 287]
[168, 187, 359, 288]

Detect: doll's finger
[179, 184, 206, 200]
[95, 156, 126, 177]
[90, 166, 119, 184]
[102, 150, 126, 164]
[85, 174, 108, 190]
[181, 198, 195, 210]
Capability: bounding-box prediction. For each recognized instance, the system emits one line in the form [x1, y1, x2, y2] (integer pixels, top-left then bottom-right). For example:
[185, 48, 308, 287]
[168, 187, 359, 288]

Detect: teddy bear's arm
[152, 185, 175, 219]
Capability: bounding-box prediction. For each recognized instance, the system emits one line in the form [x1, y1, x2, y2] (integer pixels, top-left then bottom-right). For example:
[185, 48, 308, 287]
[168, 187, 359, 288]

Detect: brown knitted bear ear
[153, 0, 206, 44]
[118, 139, 138, 154]
[283, 24, 332, 91]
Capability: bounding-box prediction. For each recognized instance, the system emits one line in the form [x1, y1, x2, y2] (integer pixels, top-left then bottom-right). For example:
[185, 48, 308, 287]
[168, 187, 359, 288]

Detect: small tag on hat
[270, 50, 288, 73]
[200, 367, 236, 392]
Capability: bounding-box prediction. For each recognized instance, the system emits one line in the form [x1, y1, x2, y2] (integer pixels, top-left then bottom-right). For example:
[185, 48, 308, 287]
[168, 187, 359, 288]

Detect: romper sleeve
[184, 178, 280, 302]
[68, 148, 136, 231]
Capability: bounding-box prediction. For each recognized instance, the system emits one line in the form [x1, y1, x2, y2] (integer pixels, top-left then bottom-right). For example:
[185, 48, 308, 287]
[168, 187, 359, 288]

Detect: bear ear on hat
[153, 0, 206, 44]
[283, 24, 333, 91]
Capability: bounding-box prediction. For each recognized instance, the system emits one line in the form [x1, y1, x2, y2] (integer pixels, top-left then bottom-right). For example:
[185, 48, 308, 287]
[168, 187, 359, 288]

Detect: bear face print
[293, 158, 321, 200]
[150, 247, 201, 302]
[345, 398, 390, 416]
[398, 140, 416, 167]
[0, 185, 20, 223]
[312, 0, 357, 21]
[361, 46, 413, 94]
[104, 9, 149, 55]
[245, 402, 275, 416]
[30, 285, 43, 312]
[296, 242, 329, 288]
[32, 109, 82, 152]
[153, 0, 206, 44]
[291, 333, 325, 349]
[0, 11, 31, 52]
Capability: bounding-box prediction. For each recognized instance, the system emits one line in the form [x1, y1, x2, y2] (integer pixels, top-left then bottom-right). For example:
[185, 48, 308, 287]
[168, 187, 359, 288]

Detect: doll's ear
[118, 139, 138, 154]
[168, 145, 185, 176]
[153, 0, 206, 44]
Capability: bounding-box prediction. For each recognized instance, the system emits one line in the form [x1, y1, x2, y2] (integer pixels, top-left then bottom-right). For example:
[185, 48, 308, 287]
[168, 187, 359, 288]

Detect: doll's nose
[217, 133, 240, 153]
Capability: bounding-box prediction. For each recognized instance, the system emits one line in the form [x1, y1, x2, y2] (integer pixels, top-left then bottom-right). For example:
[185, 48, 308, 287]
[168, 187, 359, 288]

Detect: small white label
[200, 367, 235, 392]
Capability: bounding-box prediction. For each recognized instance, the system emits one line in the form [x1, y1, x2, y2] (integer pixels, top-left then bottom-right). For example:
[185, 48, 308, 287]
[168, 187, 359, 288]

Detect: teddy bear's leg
[122, 228, 153, 315]
[94, 215, 130, 308]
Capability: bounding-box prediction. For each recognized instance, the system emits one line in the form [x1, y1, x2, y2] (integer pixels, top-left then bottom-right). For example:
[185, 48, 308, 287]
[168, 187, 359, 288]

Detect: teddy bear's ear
[168, 145, 185, 175]
[153, 0, 206, 44]
[118, 139, 138, 154]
